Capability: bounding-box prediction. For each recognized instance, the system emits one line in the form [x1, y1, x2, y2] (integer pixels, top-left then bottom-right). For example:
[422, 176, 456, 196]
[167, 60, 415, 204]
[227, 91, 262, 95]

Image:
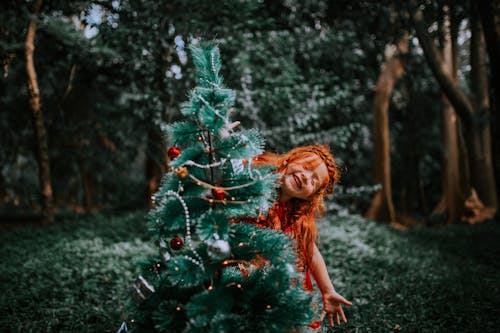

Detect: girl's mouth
[293, 174, 302, 189]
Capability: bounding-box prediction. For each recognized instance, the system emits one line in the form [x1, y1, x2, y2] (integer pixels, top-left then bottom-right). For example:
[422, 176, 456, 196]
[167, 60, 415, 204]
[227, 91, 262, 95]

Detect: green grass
[0, 212, 154, 333]
[317, 215, 500, 333]
[0, 212, 498, 332]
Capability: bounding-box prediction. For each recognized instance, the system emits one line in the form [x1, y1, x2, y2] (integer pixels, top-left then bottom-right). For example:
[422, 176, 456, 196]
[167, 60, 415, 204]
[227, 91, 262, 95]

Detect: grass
[0, 211, 498, 332]
[318, 215, 500, 333]
[0, 212, 154, 333]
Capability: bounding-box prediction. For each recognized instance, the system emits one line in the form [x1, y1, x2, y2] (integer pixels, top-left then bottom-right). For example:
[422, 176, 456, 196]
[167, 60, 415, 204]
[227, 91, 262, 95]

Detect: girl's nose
[301, 172, 310, 187]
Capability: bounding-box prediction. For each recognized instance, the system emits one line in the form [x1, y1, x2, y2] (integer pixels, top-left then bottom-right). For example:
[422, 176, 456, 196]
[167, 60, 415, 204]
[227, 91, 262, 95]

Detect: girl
[254, 144, 352, 328]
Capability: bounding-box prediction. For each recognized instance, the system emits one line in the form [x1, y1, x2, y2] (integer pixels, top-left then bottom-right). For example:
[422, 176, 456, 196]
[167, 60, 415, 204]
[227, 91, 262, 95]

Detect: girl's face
[280, 154, 329, 201]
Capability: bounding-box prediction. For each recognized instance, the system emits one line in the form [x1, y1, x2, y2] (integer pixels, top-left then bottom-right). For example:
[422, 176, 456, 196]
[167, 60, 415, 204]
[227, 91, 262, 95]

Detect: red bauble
[308, 320, 321, 330]
[211, 188, 227, 200]
[170, 237, 183, 250]
[283, 226, 292, 234]
[168, 146, 182, 160]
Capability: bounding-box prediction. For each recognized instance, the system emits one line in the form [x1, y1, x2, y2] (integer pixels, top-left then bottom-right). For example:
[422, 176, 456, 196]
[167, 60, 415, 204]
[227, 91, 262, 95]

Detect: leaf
[163, 121, 201, 146]
[170, 143, 206, 168]
[215, 129, 264, 159]
[165, 257, 205, 288]
[186, 289, 234, 328]
[196, 210, 230, 243]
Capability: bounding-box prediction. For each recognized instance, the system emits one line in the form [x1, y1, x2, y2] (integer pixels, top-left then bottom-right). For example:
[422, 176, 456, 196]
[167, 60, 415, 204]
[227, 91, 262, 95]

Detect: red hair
[254, 144, 339, 270]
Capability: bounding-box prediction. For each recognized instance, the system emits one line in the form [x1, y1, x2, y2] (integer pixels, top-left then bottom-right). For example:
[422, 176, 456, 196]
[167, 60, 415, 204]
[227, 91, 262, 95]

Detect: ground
[0, 211, 498, 332]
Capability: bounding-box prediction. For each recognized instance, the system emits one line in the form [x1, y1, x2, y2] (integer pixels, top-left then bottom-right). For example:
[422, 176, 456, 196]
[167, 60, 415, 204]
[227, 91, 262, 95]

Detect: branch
[412, 9, 474, 123]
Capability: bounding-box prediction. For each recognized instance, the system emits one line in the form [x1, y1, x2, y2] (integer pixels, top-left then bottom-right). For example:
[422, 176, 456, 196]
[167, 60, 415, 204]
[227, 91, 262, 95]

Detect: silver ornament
[131, 275, 155, 302]
[207, 239, 231, 259]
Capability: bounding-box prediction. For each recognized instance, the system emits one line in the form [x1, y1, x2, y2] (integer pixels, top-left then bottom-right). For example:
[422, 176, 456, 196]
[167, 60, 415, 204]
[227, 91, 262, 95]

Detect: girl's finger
[340, 307, 348, 323]
[339, 296, 353, 306]
[329, 313, 335, 327]
[320, 310, 326, 322]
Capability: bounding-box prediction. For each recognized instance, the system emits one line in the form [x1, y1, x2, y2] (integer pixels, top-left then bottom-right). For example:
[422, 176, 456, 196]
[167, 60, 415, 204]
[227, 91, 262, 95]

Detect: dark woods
[1, 0, 498, 225]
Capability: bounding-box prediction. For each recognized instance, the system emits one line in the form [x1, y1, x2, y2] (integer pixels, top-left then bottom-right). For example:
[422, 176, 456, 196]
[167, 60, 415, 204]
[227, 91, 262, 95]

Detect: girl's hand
[320, 291, 352, 327]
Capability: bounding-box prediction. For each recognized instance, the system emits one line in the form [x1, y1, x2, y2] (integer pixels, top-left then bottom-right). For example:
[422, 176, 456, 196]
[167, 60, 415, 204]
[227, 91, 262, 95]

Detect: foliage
[1, 212, 499, 332]
[0, 0, 484, 220]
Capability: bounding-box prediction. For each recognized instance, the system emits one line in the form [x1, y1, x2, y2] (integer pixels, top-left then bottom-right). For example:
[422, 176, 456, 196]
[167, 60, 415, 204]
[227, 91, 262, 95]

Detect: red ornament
[308, 320, 321, 330]
[168, 146, 182, 160]
[170, 237, 183, 250]
[211, 188, 227, 200]
[283, 226, 292, 234]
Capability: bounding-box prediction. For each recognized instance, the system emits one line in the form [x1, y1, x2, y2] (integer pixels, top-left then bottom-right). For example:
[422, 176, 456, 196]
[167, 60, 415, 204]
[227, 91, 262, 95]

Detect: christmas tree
[123, 44, 314, 333]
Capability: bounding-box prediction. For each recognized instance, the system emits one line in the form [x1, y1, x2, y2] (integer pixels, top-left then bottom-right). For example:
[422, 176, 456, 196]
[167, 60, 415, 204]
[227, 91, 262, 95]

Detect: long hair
[254, 144, 339, 270]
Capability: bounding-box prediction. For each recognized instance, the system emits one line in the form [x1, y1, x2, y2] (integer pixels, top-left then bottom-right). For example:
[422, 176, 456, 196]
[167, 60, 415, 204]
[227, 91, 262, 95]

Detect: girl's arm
[310, 243, 352, 327]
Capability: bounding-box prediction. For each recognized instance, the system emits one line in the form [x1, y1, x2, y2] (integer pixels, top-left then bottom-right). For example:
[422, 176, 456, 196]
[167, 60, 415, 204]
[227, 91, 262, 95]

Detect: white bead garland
[165, 190, 204, 271]
[211, 50, 216, 75]
[182, 255, 204, 271]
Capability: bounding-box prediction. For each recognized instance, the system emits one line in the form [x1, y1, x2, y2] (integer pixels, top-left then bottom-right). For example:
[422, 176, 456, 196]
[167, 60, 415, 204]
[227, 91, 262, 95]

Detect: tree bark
[146, 128, 167, 206]
[469, 1, 498, 208]
[365, 38, 408, 223]
[77, 157, 94, 212]
[433, 3, 467, 223]
[413, 10, 475, 122]
[476, 0, 500, 200]
[25, 0, 54, 223]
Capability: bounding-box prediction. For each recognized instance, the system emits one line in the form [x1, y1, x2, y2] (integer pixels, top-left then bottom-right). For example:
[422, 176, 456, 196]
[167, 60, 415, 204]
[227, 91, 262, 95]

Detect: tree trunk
[469, 1, 498, 208]
[476, 0, 500, 202]
[413, 6, 498, 220]
[25, 0, 54, 223]
[433, 3, 467, 223]
[365, 38, 408, 223]
[77, 158, 94, 212]
[146, 128, 167, 206]
[413, 10, 475, 122]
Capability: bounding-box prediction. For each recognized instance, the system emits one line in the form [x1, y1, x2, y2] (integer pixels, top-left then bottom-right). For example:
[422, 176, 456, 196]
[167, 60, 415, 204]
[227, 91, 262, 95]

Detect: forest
[1, 0, 499, 225]
[1, 0, 499, 332]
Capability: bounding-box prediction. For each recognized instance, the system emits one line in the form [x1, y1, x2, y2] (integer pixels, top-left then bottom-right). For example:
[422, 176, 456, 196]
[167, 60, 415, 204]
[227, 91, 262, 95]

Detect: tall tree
[469, 0, 497, 211]
[365, 37, 408, 223]
[25, 0, 54, 223]
[432, 3, 468, 224]
[413, 3, 498, 220]
[476, 0, 500, 201]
